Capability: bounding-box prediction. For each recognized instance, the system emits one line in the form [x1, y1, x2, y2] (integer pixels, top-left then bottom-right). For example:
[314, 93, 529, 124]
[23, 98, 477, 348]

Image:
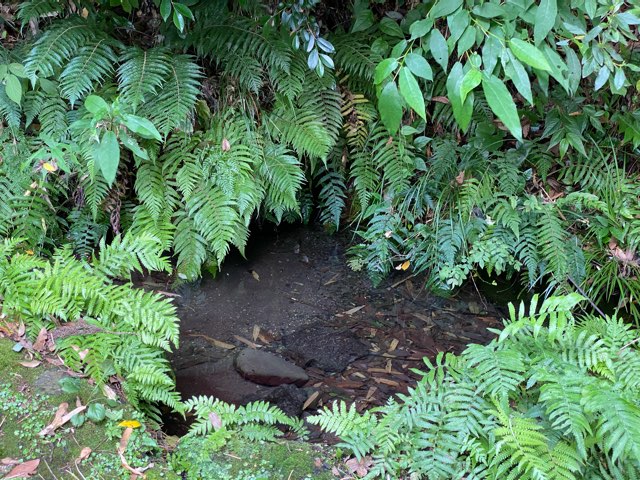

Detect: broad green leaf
[460, 68, 481, 103]
[375, 58, 398, 84]
[431, 0, 463, 19]
[482, 73, 522, 142]
[173, 11, 185, 32]
[509, 39, 551, 71]
[613, 68, 626, 91]
[543, 45, 570, 92]
[429, 29, 449, 72]
[84, 95, 109, 115]
[0, 65, 6, 78]
[93, 130, 120, 186]
[86, 403, 106, 423]
[446, 62, 473, 132]
[505, 52, 533, 105]
[534, 0, 557, 45]
[482, 34, 502, 75]
[379, 81, 403, 134]
[120, 131, 149, 160]
[564, 47, 581, 94]
[160, 0, 171, 21]
[447, 9, 470, 43]
[457, 26, 476, 57]
[8, 63, 27, 79]
[399, 67, 426, 120]
[307, 49, 319, 69]
[380, 18, 404, 38]
[594, 66, 610, 91]
[352, 3, 375, 32]
[4, 74, 22, 104]
[472, 3, 504, 18]
[405, 53, 433, 80]
[409, 18, 433, 39]
[122, 114, 162, 141]
[173, 3, 194, 20]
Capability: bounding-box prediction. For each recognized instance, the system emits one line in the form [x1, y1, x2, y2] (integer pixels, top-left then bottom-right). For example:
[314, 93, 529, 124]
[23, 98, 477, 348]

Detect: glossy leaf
[429, 29, 449, 72]
[122, 114, 162, 141]
[84, 95, 109, 115]
[399, 67, 426, 120]
[447, 62, 473, 132]
[482, 73, 522, 142]
[375, 58, 398, 84]
[460, 68, 481, 103]
[93, 130, 120, 186]
[379, 81, 403, 134]
[534, 0, 557, 45]
[509, 39, 551, 71]
[431, 0, 463, 19]
[405, 53, 433, 80]
[4, 74, 22, 104]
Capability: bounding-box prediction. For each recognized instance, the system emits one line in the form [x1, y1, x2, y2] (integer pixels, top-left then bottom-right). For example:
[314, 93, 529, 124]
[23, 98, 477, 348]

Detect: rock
[234, 348, 308, 387]
[34, 369, 71, 396]
[248, 384, 308, 417]
[283, 325, 369, 373]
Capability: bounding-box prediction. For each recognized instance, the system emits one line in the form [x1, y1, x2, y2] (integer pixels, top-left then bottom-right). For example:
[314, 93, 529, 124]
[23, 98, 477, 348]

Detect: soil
[147, 224, 508, 436]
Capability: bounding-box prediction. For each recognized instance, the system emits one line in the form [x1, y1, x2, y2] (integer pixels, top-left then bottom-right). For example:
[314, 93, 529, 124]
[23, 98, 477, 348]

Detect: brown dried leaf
[102, 384, 118, 401]
[345, 456, 373, 476]
[39, 403, 86, 436]
[0, 458, 20, 466]
[118, 427, 133, 455]
[4, 459, 40, 479]
[234, 335, 259, 349]
[17, 322, 25, 337]
[208, 412, 222, 430]
[252, 325, 260, 342]
[302, 391, 320, 411]
[343, 305, 365, 316]
[32, 327, 48, 351]
[76, 447, 92, 463]
[19, 360, 41, 368]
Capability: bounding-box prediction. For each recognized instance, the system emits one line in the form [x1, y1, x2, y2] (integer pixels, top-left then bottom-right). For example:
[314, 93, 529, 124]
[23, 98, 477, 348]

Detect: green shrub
[310, 294, 640, 479]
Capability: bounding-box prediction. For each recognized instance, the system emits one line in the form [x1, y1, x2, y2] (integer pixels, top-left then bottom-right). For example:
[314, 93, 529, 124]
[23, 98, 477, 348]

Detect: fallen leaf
[252, 325, 260, 342]
[17, 322, 25, 337]
[208, 412, 222, 430]
[102, 384, 118, 400]
[118, 427, 133, 455]
[302, 391, 320, 411]
[394, 260, 410, 271]
[187, 333, 235, 350]
[32, 327, 48, 352]
[432, 96, 450, 104]
[250, 270, 260, 281]
[19, 360, 41, 368]
[118, 420, 141, 429]
[234, 335, 259, 349]
[323, 273, 340, 286]
[221, 138, 231, 151]
[345, 456, 373, 476]
[455, 170, 465, 185]
[342, 305, 365, 316]
[39, 403, 87, 436]
[388, 338, 399, 352]
[76, 447, 92, 463]
[4, 459, 40, 479]
[42, 162, 57, 172]
[0, 458, 20, 466]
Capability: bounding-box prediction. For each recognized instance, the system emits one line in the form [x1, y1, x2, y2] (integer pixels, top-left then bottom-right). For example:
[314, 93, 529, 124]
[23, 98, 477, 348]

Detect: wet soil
[148, 225, 508, 436]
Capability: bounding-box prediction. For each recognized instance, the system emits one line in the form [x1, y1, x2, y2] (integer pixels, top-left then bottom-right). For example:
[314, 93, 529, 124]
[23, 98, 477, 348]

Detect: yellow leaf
[401, 260, 410, 271]
[118, 420, 141, 429]
[25, 250, 34, 255]
[43, 162, 57, 172]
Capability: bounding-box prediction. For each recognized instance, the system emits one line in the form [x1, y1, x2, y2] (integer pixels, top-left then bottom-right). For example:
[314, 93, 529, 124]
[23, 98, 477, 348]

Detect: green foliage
[0, 237, 181, 413]
[310, 295, 640, 479]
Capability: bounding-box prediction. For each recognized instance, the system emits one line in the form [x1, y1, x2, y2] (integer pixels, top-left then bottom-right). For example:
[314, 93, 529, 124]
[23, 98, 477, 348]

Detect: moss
[0, 338, 177, 480]
[172, 437, 335, 480]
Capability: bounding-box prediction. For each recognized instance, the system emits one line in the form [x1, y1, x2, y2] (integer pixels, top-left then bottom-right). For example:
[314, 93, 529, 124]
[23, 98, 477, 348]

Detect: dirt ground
[146, 225, 508, 435]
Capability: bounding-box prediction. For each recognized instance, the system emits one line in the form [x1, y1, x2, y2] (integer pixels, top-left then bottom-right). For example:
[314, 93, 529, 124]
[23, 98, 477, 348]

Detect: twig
[567, 276, 606, 317]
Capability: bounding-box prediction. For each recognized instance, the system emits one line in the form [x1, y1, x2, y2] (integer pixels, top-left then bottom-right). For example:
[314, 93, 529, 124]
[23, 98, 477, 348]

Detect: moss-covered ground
[0, 338, 337, 479]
